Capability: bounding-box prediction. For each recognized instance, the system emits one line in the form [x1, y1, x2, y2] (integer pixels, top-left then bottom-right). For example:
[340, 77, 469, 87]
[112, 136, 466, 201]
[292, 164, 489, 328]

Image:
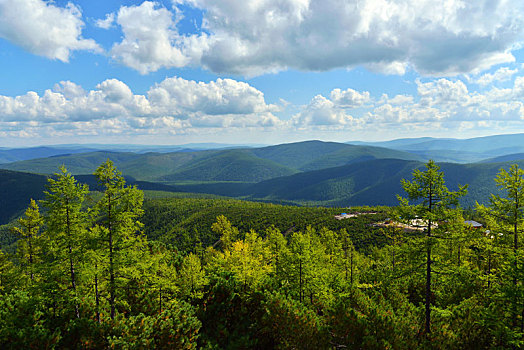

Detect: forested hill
[0, 146, 98, 164]
[0, 140, 421, 182]
[351, 133, 524, 163]
[243, 159, 524, 207]
[0, 170, 48, 224]
[1, 139, 524, 225]
[2, 158, 524, 225]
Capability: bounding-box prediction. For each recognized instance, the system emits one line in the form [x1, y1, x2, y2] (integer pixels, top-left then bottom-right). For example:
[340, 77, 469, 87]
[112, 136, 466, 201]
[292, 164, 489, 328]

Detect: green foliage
[0, 250, 17, 292]
[262, 292, 330, 349]
[0, 290, 61, 349]
[328, 289, 419, 349]
[477, 164, 524, 335]
[12, 199, 43, 283]
[141, 197, 390, 253]
[92, 159, 146, 320]
[109, 300, 201, 349]
[3, 159, 524, 348]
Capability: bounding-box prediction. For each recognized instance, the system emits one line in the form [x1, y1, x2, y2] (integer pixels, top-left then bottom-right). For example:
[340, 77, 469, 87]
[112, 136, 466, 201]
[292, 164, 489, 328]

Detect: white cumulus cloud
[475, 67, 519, 86]
[95, 13, 115, 29]
[0, 76, 281, 137]
[0, 0, 100, 61]
[293, 75, 524, 131]
[110, 1, 209, 74]
[177, 0, 524, 76]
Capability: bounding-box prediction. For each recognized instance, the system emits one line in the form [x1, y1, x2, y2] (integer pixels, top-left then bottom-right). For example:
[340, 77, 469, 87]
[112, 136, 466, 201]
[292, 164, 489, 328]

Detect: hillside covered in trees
[2, 139, 524, 226]
[0, 160, 523, 349]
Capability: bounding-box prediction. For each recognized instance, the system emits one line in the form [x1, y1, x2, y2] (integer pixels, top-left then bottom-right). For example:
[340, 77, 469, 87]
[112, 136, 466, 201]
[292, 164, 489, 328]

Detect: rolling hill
[0, 170, 49, 224]
[479, 153, 524, 163]
[351, 133, 524, 163]
[2, 138, 524, 225]
[159, 149, 299, 182]
[0, 146, 97, 164]
[0, 151, 140, 175]
[243, 159, 524, 207]
[0, 141, 424, 183]
[250, 140, 422, 170]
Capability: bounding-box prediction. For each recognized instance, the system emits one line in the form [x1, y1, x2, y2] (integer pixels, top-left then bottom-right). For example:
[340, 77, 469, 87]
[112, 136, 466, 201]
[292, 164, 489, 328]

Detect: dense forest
[0, 159, 523, 349]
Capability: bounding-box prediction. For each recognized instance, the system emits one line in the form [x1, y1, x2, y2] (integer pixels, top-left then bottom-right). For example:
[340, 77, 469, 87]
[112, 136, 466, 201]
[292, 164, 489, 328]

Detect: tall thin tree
[92, 160, 144, 320]
[44, 166, 89, 319]
[398, 160, 467, 335]
[12, 199, 43, 282]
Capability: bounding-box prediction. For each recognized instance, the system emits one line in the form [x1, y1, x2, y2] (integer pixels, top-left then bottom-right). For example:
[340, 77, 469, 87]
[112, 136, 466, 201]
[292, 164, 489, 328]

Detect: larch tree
[12, 199, 43, 283]
[397, 160, 467, 336]
[178, 252, 207, 300]
[43, 166, 89, 319]
[0, 249, 15, 292]
[92, 160, 145, 320]
[287, 227, 328, 304]
[477, 164, 524, 331]
[265, 225, 289, 287]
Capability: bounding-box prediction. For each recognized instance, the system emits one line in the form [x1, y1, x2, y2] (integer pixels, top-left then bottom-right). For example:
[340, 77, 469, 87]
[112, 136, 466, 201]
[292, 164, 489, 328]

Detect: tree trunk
[95, 269, 100, 323]
[513, 197, 519, 329]
[487, 251, 492, 289]
[108, 196, 116, 320]
[28, 237, 34, 281]
[425, 190, 433, 336]
[350, 248, 354, 285]
[299, 259, 303, 303]
[66, 205, 80, 318]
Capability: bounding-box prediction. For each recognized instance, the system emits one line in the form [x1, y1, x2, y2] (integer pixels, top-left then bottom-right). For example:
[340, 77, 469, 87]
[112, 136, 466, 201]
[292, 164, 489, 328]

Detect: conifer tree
[340, 228, 357, 285]
[43, 166, 89, 318]
[12, 199, 43, 283]
[266, 225, 289, 285]
[212, 215, 239, 250]
[0, 250, 16, 292]
[178, 253, 207, 300]
[92, 160, 145, 320]
[287, 227, 327, 304]
[478, 164, 524, 331]
[398, 160, 467, 335]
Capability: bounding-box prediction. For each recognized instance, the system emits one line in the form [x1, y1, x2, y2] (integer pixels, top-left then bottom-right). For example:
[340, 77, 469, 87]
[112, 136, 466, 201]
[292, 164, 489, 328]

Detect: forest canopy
[0, 160, 523, 349]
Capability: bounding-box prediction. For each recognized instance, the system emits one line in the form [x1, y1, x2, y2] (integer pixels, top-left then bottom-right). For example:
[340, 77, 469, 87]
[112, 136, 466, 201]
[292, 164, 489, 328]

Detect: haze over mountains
[1, 133, 523, 224]
[351, 133, 524, 163]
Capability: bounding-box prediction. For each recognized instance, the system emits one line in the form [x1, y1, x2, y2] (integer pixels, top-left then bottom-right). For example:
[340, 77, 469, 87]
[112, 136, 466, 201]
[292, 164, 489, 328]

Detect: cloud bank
[2, 0, 523, 77]
[107, 0, 524, 75]
[2, 70, 523, 141]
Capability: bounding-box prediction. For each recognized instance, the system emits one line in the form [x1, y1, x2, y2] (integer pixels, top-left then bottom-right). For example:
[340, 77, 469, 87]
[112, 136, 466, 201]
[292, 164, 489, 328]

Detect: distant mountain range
[350, 133, 524, 163]
[1, 134, 524, 225]
[0, 141, 421, 182]
[0, 143, 266, 164]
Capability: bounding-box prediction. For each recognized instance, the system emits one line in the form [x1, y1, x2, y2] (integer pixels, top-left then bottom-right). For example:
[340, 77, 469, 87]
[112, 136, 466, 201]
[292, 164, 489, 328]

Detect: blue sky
[1, 0, 524, 146]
